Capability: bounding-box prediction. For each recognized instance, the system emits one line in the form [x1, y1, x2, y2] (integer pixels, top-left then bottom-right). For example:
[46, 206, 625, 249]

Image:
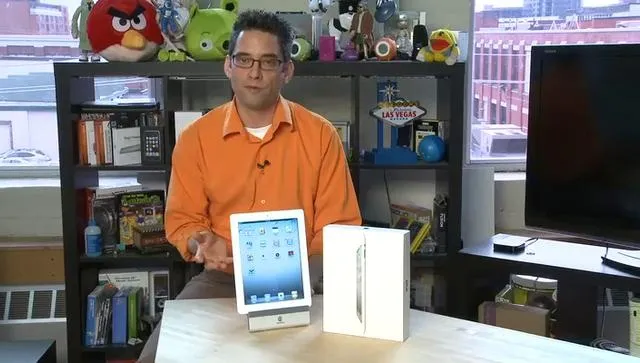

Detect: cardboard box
[478, 301, 551, 337]
[322, 224, 410, 342]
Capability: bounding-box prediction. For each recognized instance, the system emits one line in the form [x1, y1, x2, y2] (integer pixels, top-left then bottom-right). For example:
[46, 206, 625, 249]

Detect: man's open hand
[188, 231, 233, 271]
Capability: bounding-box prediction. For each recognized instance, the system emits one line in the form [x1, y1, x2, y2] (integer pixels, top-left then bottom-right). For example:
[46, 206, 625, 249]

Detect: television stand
[602, 248, 640, 275]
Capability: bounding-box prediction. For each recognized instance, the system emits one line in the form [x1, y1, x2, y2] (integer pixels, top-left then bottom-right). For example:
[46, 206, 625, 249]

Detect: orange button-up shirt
[165, 95, 362, 273]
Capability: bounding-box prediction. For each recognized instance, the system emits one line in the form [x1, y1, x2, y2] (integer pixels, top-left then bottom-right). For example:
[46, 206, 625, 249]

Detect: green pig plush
[184, 0, 239, 61]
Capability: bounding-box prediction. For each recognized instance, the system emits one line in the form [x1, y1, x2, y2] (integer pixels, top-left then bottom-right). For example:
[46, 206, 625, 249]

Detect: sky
[475, 0, 621, 11]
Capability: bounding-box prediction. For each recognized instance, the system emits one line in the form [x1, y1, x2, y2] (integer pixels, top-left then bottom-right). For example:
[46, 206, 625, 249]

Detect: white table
[156, 297, 635, 363]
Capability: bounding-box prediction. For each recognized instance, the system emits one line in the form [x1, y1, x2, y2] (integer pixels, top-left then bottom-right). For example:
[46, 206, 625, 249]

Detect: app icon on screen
[278, 292, 285, 300]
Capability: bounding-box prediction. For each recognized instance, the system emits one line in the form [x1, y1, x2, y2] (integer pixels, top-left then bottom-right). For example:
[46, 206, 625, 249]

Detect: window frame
[465, 8, 526, 172]
[0, 102, 60, 179]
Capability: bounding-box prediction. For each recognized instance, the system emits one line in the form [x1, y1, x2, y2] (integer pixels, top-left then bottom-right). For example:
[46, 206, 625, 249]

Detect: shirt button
[260, 199, 266, 205]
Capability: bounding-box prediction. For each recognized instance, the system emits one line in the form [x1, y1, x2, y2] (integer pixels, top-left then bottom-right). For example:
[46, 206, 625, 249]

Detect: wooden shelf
[54, 60, 464, 79]
[75, 164, 169, 172]
[354, 161, 448, 170]
[82, 343, 144, 358]
[79, 250, 183, 268]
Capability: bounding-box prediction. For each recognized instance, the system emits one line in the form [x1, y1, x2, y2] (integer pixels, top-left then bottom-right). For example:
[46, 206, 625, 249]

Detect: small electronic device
[230, 209, 312, 331]
[141, 126, 164, 164]
[492, 233, 528, 253]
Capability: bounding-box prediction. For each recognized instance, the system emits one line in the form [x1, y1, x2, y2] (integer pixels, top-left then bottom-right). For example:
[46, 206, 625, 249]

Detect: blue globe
[418, 135, 446, 162]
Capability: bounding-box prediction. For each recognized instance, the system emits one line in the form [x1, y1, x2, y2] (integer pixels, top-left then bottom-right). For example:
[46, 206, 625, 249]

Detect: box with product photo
[322, 224, 410, 342]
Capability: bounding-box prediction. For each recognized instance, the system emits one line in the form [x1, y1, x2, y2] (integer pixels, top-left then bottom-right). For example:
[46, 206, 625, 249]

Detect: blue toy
[159, 0, 180, 36]
[418, 135, 446, 162]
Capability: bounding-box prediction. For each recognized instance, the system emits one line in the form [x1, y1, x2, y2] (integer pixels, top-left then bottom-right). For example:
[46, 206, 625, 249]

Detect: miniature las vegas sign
[370, 83, 427, 127]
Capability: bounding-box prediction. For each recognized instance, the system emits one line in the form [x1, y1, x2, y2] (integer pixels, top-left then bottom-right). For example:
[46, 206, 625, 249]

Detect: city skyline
[35, 0, 629, 12]
[476, 0, 622, 11]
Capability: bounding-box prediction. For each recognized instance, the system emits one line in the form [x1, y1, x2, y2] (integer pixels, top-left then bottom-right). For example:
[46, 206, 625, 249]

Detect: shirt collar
[222, 95, 294, 138]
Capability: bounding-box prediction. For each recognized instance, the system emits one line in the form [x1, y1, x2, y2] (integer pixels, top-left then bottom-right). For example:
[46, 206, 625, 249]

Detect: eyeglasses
[232, 54, 283, 70]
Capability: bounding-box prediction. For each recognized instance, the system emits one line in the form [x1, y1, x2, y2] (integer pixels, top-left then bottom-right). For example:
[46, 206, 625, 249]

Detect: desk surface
[156, 297, 633, 363]
[460, 235, 640, 290]
[0, 339, 56, 363]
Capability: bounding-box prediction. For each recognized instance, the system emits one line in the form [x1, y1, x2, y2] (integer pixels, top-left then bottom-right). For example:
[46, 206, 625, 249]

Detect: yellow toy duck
[416, 28, 460, 66]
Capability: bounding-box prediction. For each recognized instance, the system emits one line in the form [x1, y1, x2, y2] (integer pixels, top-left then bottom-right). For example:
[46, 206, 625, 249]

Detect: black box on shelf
[432, 194, 448, 253]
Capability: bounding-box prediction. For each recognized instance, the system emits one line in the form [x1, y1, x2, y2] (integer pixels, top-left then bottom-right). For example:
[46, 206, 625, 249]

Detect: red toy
[87, 0, 164, 62]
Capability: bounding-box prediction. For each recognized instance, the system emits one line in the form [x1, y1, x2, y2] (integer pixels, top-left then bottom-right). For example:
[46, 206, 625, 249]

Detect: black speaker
[411, 25, 429, 61]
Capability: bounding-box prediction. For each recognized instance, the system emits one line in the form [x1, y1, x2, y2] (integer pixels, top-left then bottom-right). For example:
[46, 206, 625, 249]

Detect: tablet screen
[237, 217, 305, 305]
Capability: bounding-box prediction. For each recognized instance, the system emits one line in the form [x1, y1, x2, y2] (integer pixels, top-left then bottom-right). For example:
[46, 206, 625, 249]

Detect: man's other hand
[188, 231, 233, 271]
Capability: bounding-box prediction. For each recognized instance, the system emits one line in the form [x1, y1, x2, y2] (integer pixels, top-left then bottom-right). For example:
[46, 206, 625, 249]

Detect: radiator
[0, 284, 67, 363]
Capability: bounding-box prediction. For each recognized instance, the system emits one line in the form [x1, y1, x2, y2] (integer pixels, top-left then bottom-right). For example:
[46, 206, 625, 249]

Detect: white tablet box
[322, 224, 410, 342]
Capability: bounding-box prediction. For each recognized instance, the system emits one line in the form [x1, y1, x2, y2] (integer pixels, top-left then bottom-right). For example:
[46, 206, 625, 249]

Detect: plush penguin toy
[327, 0, 359, 52]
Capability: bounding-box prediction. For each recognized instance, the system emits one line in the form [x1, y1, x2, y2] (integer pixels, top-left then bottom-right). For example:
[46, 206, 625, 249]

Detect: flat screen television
[525, 43, 640, 250]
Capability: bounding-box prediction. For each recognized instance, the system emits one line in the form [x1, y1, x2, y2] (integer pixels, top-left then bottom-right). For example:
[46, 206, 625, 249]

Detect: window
[470, 0, 640, 166]
[0, 1, 149, 177]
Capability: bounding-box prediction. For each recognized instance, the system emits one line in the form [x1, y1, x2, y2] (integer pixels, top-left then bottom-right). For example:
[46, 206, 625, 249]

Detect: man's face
[224, 30, 294, 111]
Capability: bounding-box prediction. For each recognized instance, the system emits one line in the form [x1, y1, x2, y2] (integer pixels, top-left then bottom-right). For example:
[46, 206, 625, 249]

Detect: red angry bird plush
[87, 0, 164, 62]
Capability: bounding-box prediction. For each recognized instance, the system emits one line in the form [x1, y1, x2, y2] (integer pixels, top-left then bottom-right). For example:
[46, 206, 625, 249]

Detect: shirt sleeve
[308, 122, 363, 256]
[164, 125, 211, 261]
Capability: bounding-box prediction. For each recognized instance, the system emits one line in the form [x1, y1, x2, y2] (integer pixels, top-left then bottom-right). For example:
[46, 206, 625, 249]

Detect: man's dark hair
[228, 9, 294, 62]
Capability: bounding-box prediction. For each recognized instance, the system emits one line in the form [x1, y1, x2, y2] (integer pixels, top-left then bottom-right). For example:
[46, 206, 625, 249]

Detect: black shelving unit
[54, 60, 465, 362]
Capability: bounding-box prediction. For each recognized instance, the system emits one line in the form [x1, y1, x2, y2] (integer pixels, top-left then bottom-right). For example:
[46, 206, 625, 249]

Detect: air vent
[31, 290, 53, 319]
[0, 285, 65, 322]
[8, 291, 29, 320]
[54, 290, 65, 318]
[0, 291, 5, 319]
[611, 289, 631, 307]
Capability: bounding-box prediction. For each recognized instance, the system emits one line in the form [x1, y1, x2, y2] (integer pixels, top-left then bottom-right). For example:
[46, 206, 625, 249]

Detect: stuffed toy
[416, 28, 460, 66]
[71, 0, 100, 62]
[327, 0, 358, 52]
[183, 0, 238, 61]
[86, 0, 164, 62]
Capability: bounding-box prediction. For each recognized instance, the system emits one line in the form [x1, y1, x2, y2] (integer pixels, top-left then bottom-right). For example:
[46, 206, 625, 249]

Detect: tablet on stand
[230, 209, 313, 332]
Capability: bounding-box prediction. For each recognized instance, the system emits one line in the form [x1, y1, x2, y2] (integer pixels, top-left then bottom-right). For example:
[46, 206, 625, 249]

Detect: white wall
[0, 0, 526, 240]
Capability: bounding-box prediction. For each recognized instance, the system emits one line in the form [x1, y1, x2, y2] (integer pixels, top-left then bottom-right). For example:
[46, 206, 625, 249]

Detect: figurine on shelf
[349, 0, 374, 59]
[159, 0, 181, 36]
[395, 13, 412, 58]
[71, 0, 100, 62]
[155, 0, 192, 62]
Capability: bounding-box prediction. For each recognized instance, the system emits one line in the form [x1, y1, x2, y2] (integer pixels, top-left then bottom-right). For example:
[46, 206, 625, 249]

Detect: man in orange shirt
[137, 9, 361, 362]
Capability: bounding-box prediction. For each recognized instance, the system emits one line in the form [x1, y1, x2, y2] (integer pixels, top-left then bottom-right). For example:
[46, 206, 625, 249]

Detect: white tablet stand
[247, 305, 311, 332]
